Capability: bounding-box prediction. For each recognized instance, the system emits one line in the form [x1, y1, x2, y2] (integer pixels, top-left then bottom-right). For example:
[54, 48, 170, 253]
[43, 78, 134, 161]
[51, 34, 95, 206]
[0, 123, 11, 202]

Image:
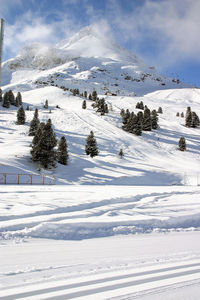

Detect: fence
[0, 173, 56, 185]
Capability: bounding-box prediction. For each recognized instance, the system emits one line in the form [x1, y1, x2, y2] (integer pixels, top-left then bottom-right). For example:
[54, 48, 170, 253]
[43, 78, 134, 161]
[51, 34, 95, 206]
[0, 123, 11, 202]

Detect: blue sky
[1, 0, 200, 86]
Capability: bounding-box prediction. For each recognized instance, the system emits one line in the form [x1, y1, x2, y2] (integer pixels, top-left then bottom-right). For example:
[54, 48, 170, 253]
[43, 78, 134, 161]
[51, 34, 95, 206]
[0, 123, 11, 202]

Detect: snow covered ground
[1, 25, 200, 299]
[1, 186, 200, 299]
[0, 86, 200, 186]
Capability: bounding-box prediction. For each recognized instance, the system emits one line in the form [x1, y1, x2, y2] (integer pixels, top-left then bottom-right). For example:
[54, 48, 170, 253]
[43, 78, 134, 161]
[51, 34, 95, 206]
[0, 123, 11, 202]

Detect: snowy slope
[0, 85, 199, 186]
[2, 25, 186, 96]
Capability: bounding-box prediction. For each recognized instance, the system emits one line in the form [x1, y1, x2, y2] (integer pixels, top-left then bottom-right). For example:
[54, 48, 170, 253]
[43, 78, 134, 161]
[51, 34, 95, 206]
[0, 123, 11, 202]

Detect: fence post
[43, 175, 45, 185]
[30, 175, 32, 185]
[18, 174, 20, 184]
[4, 173, 6, 184]
[54, 176, 56, 185]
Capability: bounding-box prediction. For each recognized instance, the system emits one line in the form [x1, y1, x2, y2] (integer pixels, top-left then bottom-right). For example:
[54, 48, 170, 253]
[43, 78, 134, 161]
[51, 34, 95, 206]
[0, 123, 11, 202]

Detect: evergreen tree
[57, 136, 69, 165]
[104, 103, 109, 114]
[0, 88, 2, 102]
[82, 100, 86, 109]
[151, 109, 158, 129]
[122, 109, 130, 126]
[32, 122, 45, 147]
[191, 112, 199, 128]
[2, 92, 10, 108]
[120, 108, 125, 118]
[8, 90, 15, 105]
[17, 106, 26, 124]
[88, 93, 92, 100]
[44, 100, 48, 109]
[136, 102, 140, 109]
[85, 131, 98, 158]
[118, 148, 124, 158]
[181, 112, 184, 118]
[139, 101, 144, 110]
[185, 107, 192, 127]
[16, 92, 22, 106]
[92, 90, 97, 101]
[132, 114, 142, 135]
[178, 137, 186, 151]
[84, 91, 87, 98]
[143, 107, 152, 131]
[157, 107, 163, 114]
[176, 112, 180, 117]
[137, 111, 143, 123]
[31, 119, 57, 168]
[29, 108, 40, 136]
[26, 105, 30, 111]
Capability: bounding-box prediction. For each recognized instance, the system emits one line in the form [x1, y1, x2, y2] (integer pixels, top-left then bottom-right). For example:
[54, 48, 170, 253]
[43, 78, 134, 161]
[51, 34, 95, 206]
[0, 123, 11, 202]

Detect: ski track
[1, 190, 200, 235]
[1, 261, 200, 300]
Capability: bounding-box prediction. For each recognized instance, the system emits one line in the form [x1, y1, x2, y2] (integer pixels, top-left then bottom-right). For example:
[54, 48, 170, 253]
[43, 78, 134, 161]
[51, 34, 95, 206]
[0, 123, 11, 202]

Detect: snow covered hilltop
[0, 25, 199, 185]
[2, 25, 185, 96]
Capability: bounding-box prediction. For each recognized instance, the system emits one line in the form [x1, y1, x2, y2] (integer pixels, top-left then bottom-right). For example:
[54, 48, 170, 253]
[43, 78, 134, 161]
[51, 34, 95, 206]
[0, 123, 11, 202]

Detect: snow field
[0, 86, 200, 185]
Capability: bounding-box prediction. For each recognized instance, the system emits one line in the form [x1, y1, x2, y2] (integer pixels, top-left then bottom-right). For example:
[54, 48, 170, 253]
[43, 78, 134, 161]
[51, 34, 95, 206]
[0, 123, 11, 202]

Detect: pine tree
[17, 106, 26, 124]
[16, 92, 22, 106]
[57, 136, 69, 165]
[84, 91, 87, 98]
[32, 122, 45, 147]
[88, 94, 92, 100]
[185, 107, 192, 127]
[82, 100, 86, 109]
[2, 92, 10, 108]
[85, 131, 98, 157]
[139, 101, 144, 110]
[120, 108, 125, 118]
[26, 105, 30, 111]
[157, 107, 163, 114]
[44, 100, 48, 109]
[92, 90, 97, 101]
[132, 114, 142, 135]
[29, 108, 40, 136]
[176, 112, 180, 117]
[151, 109, 158, 129]
[8, 90, 15, 105]
[118, 148, 124, 158]
[31, 119, 57, 168]
[191, 112, 199, 128]
[178, 137, 186, 151]
[122, 109, 130, 126]
[143, 107, 152, 131]
[136, 102, 140, 109]
[181, 112, 184, 118]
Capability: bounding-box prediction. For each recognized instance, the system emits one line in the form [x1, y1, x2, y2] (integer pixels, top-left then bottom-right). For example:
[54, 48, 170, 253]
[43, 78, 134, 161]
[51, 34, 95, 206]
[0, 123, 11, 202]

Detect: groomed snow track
[1, 260, 200, 299]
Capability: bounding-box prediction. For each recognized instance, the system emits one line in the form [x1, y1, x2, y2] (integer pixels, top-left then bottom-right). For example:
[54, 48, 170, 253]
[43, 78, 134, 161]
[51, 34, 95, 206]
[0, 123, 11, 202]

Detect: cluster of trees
[28, 108, 100, 168]
[176, 112, 184, 117]
[121, 106, 159, 135]
[91, 98, 109, 115]
[0, 89, 22, 108]
[29, 111, 68, 168]
[185, 107, 199, 128]
[135, 101, 163, 114]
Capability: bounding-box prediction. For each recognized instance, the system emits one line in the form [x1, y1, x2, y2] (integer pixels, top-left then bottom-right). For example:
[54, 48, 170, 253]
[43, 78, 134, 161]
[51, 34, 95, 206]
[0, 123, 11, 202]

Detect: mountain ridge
[2, 25, 187, 96]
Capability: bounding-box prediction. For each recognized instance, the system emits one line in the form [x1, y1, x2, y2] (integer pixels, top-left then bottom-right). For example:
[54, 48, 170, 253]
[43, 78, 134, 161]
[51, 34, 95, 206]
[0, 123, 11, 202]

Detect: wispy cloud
[105, 0, 200, 67]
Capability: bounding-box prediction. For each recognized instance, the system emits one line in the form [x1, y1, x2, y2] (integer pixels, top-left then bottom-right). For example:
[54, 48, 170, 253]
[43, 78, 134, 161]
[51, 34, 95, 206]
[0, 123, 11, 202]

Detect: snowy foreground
[1, 185, 200, 299]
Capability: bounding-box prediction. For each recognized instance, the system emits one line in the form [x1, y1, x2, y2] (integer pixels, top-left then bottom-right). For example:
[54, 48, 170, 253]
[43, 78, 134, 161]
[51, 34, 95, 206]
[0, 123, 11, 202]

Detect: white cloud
[106, 0, 200, 67]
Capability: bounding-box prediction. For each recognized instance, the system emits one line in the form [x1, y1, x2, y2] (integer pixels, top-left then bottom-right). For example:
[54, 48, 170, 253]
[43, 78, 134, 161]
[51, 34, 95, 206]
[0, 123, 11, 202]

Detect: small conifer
[29, 108, 40, 136]
[178, 137, 186, 151]
[157, 107, 163, 114]
[82, 100, 86, 109]
[57, 136, 69, 165]
[85, 131, 99, 158]
[118, 149, 124, 158]
[2, 92, 10, 108]
[17, 106, 26, 124]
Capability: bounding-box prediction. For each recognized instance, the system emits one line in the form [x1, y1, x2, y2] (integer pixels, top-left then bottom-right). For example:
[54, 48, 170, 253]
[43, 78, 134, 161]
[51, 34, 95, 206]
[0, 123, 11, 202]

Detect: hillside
[0, 85, 199, 185]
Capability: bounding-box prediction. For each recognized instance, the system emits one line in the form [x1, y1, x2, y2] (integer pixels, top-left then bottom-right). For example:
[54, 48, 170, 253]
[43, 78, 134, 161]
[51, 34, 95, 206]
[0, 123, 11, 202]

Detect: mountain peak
[56, 25, 141, 63]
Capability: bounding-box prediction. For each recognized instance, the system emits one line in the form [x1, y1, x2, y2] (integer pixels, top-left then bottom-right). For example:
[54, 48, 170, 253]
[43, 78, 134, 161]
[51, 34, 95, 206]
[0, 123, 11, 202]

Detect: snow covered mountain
[0, 25, 199, 186]
[2, 25, 185, 96]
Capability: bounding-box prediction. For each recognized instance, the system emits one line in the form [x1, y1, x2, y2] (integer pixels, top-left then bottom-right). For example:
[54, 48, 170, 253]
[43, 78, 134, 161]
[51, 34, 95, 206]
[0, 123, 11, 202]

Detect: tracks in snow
[1, 261, 200, 299]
